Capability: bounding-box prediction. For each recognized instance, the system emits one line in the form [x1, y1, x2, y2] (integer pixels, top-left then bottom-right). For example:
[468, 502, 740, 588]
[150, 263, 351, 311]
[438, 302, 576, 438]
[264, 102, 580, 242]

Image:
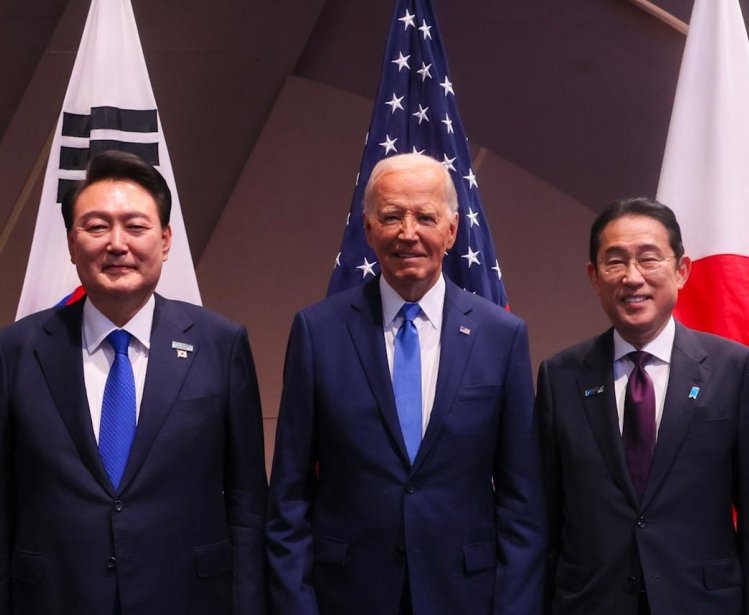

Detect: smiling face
[587, 214, 690, 348]
[364, 164, 458, 302]
[68, 179, 172, 326]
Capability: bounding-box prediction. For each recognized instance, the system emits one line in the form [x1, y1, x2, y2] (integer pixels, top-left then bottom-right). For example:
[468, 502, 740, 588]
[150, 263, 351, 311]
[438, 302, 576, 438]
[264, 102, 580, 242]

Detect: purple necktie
[623, 351, 656, 498]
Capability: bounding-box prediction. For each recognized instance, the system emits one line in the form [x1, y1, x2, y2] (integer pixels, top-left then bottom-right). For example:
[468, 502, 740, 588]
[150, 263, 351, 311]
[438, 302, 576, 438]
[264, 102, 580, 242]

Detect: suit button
[112, 500, 123, 512]
[105, 557, 117, 570]
[395, 544, 406, 556]
[625, 576, 638, 593]
[636, 516, 646, 529]
[404, 484, 416, 494]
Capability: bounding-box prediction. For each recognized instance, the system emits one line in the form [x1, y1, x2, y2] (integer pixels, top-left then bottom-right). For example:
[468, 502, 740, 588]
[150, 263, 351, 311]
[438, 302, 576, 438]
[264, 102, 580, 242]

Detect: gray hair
[362, 153, 458, 215]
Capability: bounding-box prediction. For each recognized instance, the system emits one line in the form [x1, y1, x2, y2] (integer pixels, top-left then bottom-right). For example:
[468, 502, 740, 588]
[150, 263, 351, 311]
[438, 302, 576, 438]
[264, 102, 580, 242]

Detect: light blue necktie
[99, 329, 136, 490]
[393, 303, 422, 463]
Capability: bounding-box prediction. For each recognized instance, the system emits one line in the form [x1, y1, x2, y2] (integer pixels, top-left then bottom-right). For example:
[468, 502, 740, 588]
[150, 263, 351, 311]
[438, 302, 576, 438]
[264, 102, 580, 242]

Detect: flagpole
[0, 124, 55, 258]
[627, 0, 688, 35]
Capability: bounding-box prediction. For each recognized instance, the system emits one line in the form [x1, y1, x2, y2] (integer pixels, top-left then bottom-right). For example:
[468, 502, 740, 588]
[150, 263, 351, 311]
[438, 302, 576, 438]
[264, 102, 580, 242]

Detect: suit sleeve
[0, 336, 11, 612]
[736, 351, 749, 614]
[225, 326, 269, 615]
[535, 359, 561, 610]
[493, 320, 547, 615]
[266, 312, 320, 615]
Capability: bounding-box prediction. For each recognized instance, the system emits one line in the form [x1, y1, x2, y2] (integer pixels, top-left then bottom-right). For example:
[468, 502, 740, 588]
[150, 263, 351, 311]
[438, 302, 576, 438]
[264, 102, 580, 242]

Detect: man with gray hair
[267, 153, 546, 615]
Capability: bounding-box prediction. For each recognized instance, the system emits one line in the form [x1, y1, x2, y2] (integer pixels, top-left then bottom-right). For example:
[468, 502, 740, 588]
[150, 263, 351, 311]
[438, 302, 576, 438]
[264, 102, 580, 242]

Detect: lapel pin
[172, 341, 194, 359]
[689, 386, 700, 400]
[584, 386, 605, 397]
[459, 325, 471, 335]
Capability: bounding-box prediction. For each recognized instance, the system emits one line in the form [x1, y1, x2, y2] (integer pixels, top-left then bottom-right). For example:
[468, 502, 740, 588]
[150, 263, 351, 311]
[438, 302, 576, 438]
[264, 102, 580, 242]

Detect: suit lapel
[35, 302, 113, 493]
[641, 324, 706, 508]
[347, 280, 411, 466]
[578, 331, 639, 508]
[119, 296, 197, 491]
[412, 281, 476, 472]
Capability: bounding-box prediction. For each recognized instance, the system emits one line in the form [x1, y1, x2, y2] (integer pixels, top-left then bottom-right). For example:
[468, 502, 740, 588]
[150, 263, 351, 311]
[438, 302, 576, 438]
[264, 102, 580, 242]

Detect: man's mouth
[623, 295, 648, 304]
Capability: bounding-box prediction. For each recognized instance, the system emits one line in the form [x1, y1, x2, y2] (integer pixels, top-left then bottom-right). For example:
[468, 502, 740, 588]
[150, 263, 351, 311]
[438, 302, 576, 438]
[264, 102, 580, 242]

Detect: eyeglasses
[598, 254, 677, 278]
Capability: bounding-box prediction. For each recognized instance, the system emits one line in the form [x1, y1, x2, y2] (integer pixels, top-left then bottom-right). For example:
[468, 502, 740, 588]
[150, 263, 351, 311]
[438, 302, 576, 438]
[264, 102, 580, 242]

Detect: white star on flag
[461, 247, 481, 268]
[419, 19, 432, 40]
[463, 168, 478, 189]
[379, 134, 398, 155]
[440, 76, 454, 96]
[412, 105, 430, 124]
[399, 9, 416, 29]
[385, 93, 405, 114]
[412, 146, 426, 154]
[417, 62, 432, 82]
[335, 252, 341, 267]
[357, 258, 377, 278]
[442, 113, 454, 134]
[466, 208, 480, 227]
[492, 260, 502, 279]
[441, 154, 456, 171]
[392, 52, 411, 71]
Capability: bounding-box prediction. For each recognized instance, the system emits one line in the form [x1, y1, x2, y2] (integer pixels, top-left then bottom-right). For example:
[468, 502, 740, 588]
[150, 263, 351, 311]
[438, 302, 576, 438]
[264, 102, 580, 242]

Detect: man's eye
[605, 259, 626, 267]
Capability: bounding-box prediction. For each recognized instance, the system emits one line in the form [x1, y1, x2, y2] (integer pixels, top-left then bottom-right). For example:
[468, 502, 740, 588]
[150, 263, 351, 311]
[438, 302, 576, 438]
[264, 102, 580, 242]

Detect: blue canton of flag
[327, 0, 508, 307]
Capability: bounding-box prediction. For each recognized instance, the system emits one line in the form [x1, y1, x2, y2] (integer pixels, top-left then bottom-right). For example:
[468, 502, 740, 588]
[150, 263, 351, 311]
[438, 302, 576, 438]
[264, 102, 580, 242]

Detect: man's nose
[398, 216, 418, 240]
[107, 226, 127, 251]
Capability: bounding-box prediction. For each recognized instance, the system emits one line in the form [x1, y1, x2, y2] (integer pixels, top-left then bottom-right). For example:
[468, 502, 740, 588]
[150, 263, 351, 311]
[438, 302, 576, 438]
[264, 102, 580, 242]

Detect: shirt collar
[82, 294, 155, 354]
[380, 274, 445, 331]
[613, 316, 675, 364]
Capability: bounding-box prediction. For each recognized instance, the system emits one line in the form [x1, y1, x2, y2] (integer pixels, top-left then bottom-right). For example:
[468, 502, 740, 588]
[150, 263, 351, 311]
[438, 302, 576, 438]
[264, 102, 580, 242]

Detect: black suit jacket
[537, 322, 749, 615]
[0, 296, 268, 614]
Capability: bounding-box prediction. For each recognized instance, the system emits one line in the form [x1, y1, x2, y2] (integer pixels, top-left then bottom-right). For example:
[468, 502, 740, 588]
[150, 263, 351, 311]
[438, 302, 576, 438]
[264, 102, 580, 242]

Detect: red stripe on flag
[675, 254, 749, 345]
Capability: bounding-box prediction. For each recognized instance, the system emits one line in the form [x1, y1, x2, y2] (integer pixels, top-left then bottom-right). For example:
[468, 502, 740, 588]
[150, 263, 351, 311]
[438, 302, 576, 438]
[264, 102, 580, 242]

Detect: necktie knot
[628, 350, 651, 370]
[107, 330, 131, 356]
[400, 303, 421, 324]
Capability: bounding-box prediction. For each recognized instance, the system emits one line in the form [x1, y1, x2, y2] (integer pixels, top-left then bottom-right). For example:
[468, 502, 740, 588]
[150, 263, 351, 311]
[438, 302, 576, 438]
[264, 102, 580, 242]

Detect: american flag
[327, 0, 508, 307]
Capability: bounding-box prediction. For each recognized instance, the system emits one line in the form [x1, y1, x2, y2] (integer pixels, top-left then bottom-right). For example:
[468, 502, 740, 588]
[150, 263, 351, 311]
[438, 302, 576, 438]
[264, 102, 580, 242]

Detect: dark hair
[61, 150, 171, 231]
[589, 197, 685, 264]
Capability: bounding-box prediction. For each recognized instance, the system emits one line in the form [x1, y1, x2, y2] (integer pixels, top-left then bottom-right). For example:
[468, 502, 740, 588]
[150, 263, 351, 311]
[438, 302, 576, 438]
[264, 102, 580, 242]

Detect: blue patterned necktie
[623, 351, 656, 498]
[393, 303, 422, 464]
[99, 329, 136, 490]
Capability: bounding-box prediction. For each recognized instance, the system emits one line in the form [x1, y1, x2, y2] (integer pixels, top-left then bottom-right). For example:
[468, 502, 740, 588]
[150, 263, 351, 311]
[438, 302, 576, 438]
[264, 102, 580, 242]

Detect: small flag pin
[584, 386, 605, 397]
[689, 386, 700, 400]
[459, 325, 471, 335]
[172, 341, 193, 358]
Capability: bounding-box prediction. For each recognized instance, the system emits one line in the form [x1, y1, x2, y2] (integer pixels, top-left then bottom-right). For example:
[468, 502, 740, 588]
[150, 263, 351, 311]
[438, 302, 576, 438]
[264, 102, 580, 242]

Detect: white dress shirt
[81, 296, 154, 442]
[380, 275, 444, 436]
[613, 316, 675, 439]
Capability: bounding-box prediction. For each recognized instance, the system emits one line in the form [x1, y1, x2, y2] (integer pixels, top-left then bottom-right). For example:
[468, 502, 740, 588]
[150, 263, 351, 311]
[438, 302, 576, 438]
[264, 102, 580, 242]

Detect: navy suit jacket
[266, 278, 546, 615]
[0, 295, 268, 614]
[537, 323, 749, 615]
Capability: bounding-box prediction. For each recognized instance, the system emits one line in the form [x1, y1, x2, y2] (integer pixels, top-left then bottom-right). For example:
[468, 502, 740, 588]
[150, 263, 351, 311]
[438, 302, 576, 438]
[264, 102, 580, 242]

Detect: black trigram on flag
[56, 106, 159, 203]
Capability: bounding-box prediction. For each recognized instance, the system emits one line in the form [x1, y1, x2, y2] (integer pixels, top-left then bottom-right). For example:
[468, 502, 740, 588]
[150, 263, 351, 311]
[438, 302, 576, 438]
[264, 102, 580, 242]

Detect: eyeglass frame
[596, 253, 679, 278]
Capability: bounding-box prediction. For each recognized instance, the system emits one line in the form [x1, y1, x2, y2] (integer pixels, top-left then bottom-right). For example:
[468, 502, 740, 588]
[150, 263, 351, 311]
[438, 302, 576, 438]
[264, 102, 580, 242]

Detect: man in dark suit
[0, 150, 268, 614]
[537, 197, 749, 615]
[266, 153, 546, 615]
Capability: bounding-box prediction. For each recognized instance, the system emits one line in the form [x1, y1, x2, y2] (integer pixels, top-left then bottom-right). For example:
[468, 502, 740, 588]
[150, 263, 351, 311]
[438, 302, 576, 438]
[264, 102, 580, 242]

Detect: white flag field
[16, 0, 201, 320]
[657, 0, 749, 345]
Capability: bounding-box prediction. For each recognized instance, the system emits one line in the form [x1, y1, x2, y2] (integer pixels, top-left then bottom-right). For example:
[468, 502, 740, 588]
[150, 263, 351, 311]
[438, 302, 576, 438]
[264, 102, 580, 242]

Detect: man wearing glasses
[537, 197, 749, 615]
